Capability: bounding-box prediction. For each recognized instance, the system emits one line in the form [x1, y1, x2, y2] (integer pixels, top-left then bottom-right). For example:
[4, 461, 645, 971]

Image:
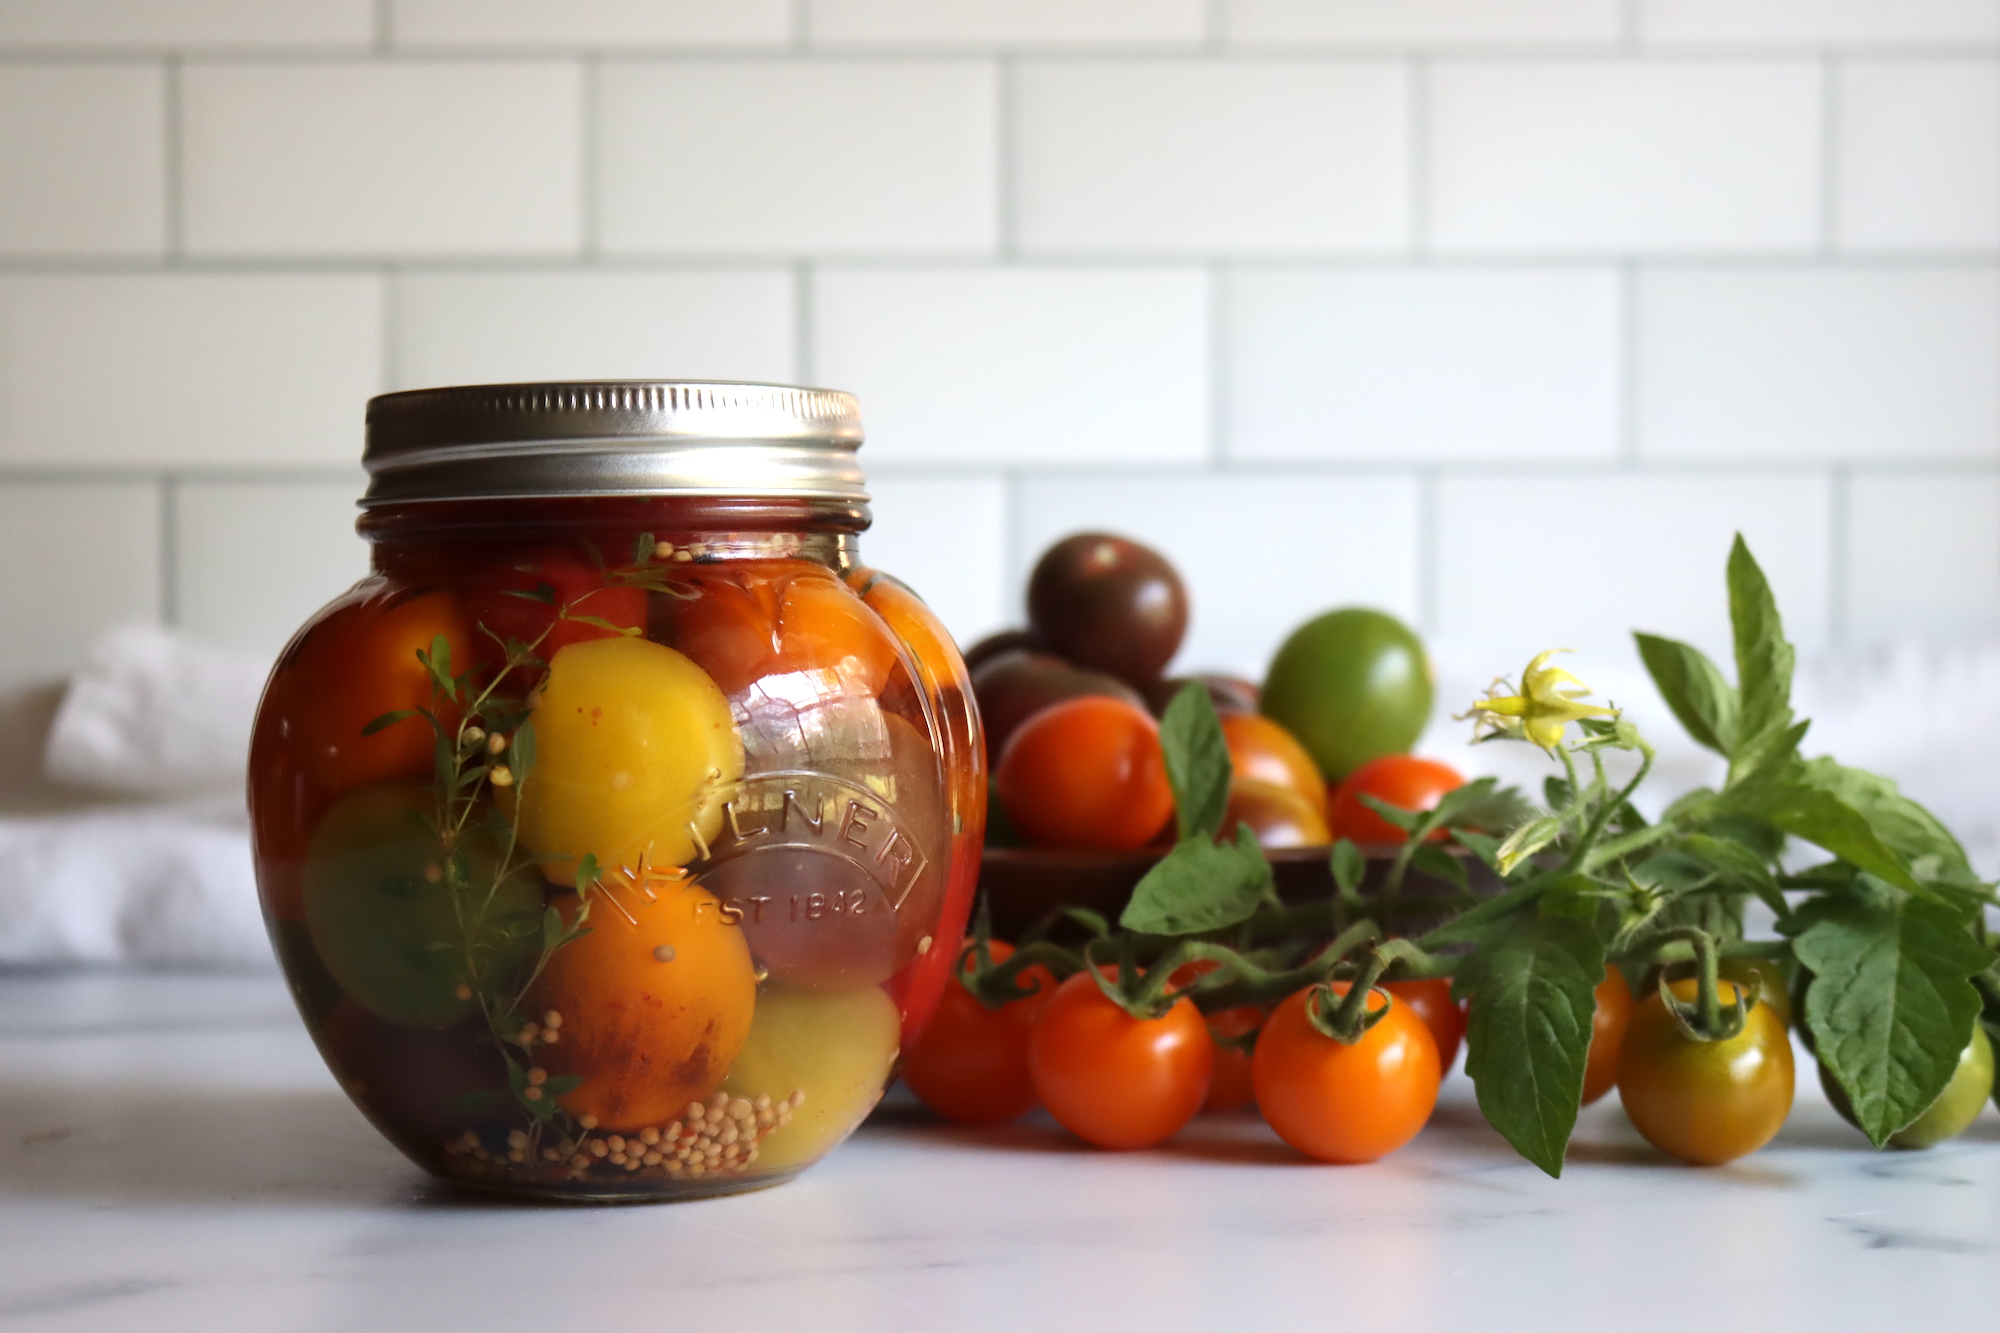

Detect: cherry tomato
[1325, 755, 1465, 846]
[1581, 969, 1634, 1106]
[661, 559, 898, 699]
[1821, 1023, 1993, 1149]
[1202, 1004, 1265, 1113]
[995, 696, 1173, 852]
[464, 548, 646, 671]
[277, 589, 472, 796]
[1222, 779, 1330, 849]
[1221, 713, 1327, 810]
[1028, 972, 1214, 1149]
[901, 941, 1057, 1126]
[1385, 978, 1465, 1075]
[1616, 978, 1795, 1165]
[1253, 983, 1439, 1163]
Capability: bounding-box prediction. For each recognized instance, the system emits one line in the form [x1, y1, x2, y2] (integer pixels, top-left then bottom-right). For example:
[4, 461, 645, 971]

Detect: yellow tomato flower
[1462, 650, 1618, 752]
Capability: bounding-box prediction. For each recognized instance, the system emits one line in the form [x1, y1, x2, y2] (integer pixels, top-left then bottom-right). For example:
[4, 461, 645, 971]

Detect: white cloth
[42, 624, 267, 796]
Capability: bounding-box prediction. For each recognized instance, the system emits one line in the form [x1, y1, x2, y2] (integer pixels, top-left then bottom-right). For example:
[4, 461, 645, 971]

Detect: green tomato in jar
[303, 783, 541, 1028]
[720, 986, 902, 1172]
[1259, 608, 1432, 783]
[1819, 1023, 1993, 1149]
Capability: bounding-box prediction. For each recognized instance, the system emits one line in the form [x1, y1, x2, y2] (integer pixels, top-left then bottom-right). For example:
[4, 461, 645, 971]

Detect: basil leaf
[1120, 826, 1273, 936]
[1788, 882, 1991, 1146]
[1634, 631, 1738, 756]
[1453, 911, 1604, 1178]
[1160, 682, 1231, 843]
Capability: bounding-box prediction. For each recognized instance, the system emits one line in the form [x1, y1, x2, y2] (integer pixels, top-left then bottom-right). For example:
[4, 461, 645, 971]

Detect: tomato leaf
[1787, 880, 1991, 1146]
[1453, 911, 1603, 1178]
[1409, 842, 1468, 891]
[1725, 536, 1801, 787]
[1679, 832, 1786, 919]
[1495, 814, 1561, 876]
[1633, 631, 1738, 756]
[1730, 760, 1936, 900]
[1159, 681, 1231, 843]
[1120, 826, 1273, 936]
[1330, 839, 1366, 897]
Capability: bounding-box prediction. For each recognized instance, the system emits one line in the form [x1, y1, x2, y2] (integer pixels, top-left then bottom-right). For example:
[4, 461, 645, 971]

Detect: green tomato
[1259, 608, 1432, 782]
[1820, 1023, 1993, 1149]
[304, 783, 542, 1028]
[720, 987, 901, 1172]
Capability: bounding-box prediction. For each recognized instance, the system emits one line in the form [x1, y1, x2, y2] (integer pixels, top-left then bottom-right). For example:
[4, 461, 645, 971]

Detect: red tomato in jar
[1253, 983, 1439, 1163]
[661, 559, 898, 698]
[1029, 972, 1214, 1149]
[463, 548, 646, 671]
[901, 941, 1057, 1126]
[1326, 755, 1465, 845]
[995, 696, 1174, 852]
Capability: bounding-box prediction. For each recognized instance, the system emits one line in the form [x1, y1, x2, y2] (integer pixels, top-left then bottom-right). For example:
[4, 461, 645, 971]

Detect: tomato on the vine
[1385, 978, 1464, 1075]
[995, 696, 1174, 852]
[1028, 972, 1213, 1149]
[1167, 957, 1264, 1113]
[1580, 969, 1634, 1106]
[1616, 978, 1794, 1165]
[1325, 755, 1464, 845]
[1253, 983, 1439, 1163]
[901, 941, 1056, 1126]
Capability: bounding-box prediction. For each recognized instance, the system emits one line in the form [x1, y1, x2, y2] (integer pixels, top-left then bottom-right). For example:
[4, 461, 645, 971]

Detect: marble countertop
[1, 971, 1995, 1332]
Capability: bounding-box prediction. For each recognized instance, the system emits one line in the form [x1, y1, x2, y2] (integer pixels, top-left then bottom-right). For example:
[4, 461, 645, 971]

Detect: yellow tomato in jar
[514, 636, 744, 885]
[719, 986, 902, 1172]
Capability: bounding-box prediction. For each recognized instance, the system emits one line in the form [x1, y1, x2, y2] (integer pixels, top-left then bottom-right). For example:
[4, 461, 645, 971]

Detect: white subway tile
[394, 269, 794, 389]
[391, 0, 789, 48]
[1429, 61, 1821, 253]
[0, 0, 373, 50]
[1228, 267, 1619, 461]
[1015, 61, 1407, 255]
[808, 0, 1204, 46]
[0, 482, 159, 689]
[599, 61, 996, 256]
[1637, 268, 2000, 461]
[0, 274, 382, 467]
[173, 481, 370, 662]
[1224, 0, 1622, 45]
[1436, 472, 1834, 661]
[1837, 61, 2000, 252]
[0, 65, 163, 256]
[856, 474, 1009, 649]
[811, 267, 1209, 466]
[1846, 471, 2000, 644]
[1014, 472, 1422, 678]
[1641, 1, 2000, 45]
[182, 62, 581, 258]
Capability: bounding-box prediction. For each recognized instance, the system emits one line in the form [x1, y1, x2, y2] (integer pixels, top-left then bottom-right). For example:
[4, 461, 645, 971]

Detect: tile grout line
[580, 54, 602, 262]
[1407, 55, 1430, 258]
[1618, 262, 1640, 465]
[373, 0, 393, 55]
[163, 56, 183, 263]
[1819, 53, 1840, 257]
[791, 0, 810, 52]
[158, 474, 179, 627]
[1620, 0, 1640, 48]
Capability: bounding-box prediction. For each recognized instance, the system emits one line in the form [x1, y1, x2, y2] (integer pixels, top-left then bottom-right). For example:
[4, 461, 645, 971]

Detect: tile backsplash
[2, 0, 1997, 688]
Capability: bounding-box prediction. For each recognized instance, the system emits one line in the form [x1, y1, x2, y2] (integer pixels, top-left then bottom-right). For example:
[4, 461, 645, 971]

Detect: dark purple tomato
[1026, 534, 1188, 688]
[1145, 673, 1261, 718]
[971, 649, 1147, 763]
[964, 628, 1042, 675]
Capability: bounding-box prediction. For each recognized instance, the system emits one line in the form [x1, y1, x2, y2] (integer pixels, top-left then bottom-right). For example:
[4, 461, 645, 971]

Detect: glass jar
[250, 382, 984, 1201]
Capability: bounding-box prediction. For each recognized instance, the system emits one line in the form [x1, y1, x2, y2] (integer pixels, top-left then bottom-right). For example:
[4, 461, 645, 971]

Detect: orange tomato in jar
[660, 560, 899, 699]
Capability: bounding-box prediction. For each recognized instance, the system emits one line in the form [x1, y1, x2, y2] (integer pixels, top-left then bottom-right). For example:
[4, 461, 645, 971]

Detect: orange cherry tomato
[664, 559, 898, 698]
[1202, 1004, 1265, 1113]
[1384, 978, 1465, 1075]
[1617, 978, 1795, 1165]
[1581, 969, 1634, 1106]
[1253, 983, 1439, 1163]
[1222, 778, 1330, 848]
[901, 941, 1056, 1126]
[1221, 714, 1327, 809]
[995, 696, 1174, 852]
[277, 588, 472, 797]
[1028, 972, 1214, 1149]
[1326, 755, 1465, 845]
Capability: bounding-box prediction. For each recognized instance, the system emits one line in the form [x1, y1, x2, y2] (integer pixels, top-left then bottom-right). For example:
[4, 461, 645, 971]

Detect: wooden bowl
[976, 843, 1498, 941]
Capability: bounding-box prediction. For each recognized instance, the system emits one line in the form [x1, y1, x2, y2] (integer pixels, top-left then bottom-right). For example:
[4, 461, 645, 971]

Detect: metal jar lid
[360, 381, 867, 508]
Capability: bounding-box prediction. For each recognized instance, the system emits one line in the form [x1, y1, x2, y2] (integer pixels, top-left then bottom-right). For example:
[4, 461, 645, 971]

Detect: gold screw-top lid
[361, 381, 867, 508]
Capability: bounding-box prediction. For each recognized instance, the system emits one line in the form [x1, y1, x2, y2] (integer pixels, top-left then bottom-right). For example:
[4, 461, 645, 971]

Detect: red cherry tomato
[1028, 972, 1214, 1149]
[1253, 983, 1439, 1163]
[901, 941, 1056, 1126]
[1384, 978, 1465, 1075]
[1326, 755, 1465, 845]
[995, 696, 1174, 851]
[1166, 957, 1265, 1113]
[1581, 969, 1634, 1106]
[464, 548, 646, 671]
